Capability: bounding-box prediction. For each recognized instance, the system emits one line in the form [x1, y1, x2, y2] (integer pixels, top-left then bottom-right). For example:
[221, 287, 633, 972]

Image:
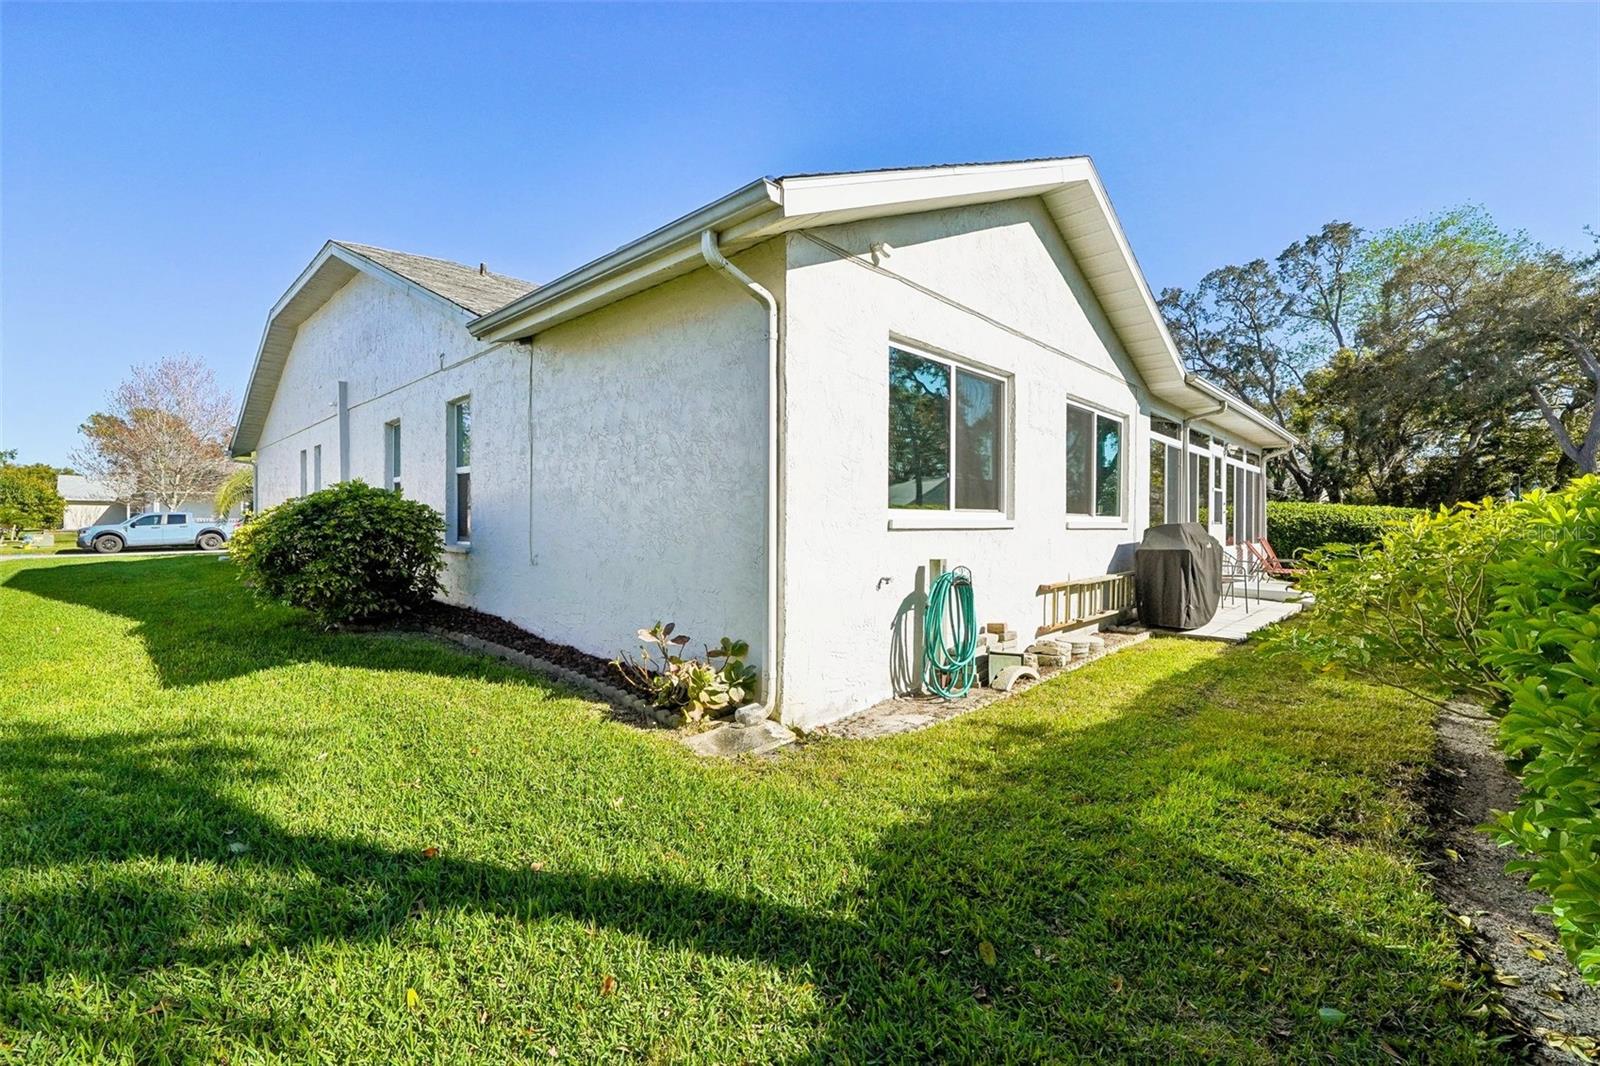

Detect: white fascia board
[469, 179, 783, 341]
[779, 158, 1082, 219]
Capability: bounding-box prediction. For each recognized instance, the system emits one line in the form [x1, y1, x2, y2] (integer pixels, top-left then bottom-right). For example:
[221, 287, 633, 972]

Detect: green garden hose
[924, 566, 978, 699]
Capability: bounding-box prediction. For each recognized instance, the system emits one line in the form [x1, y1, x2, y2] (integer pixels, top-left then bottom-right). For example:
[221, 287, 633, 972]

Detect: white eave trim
[469, 178, 784, 342]
[456, 156, 1295, 447]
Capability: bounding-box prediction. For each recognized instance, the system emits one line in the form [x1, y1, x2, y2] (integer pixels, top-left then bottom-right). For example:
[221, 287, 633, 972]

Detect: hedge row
[1266, 501, 1422, 560]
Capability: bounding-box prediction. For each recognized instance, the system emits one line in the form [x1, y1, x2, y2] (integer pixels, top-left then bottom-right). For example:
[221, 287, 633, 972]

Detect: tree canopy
[1161, 208, 1595, 507]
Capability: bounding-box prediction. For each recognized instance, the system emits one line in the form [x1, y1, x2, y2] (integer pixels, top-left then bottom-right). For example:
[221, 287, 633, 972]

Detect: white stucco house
[231, 157, 1293, 731]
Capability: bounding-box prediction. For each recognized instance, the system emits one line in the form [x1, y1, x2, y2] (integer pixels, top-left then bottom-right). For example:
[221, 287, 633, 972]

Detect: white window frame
[1064, 397, 1128, 529]
[1147, 414, 1184, 529]
[299, 449, 308, 496]
[384, 420, 402, 494]
[313, 444, 323, 491]
[446, 397, 471, 546]
[886, 341, 1013, 530]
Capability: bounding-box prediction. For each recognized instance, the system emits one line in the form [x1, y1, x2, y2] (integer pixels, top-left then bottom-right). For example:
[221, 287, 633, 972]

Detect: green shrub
[1482, 477, 1600, 979]
[612, 622, 760, 722]
[1273, 500, 1525, 703]
[229, 481, 444, 627]
[1266, 501, 1422, 560]
[1274, 478, 1600, 979]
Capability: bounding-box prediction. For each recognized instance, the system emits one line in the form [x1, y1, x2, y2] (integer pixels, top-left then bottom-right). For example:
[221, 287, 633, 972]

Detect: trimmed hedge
[1266, 501, 1422, 560]
[229, 480, 444, 626]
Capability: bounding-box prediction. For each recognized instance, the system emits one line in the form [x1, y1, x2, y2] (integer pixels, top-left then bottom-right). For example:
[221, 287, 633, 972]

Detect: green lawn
[0, 556, 1506, 1062]
[0, 530, 79, 556]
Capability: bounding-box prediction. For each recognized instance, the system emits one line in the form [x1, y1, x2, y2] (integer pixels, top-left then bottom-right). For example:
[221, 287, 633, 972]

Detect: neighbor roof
[230, 241, 536, 455]
[57, 474, 121, 502]
[467, 157, 1295, 449]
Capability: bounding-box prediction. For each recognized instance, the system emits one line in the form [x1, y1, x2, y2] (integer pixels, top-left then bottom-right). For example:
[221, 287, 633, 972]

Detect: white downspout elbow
[700, 230, 783, 721]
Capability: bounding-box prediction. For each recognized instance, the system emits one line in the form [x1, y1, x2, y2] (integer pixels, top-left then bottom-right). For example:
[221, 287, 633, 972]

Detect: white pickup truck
[76, 512, 239, 554]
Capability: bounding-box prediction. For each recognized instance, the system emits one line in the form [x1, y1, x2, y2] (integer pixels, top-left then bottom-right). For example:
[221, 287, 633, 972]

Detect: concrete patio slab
[1157, 599, 1304, 643]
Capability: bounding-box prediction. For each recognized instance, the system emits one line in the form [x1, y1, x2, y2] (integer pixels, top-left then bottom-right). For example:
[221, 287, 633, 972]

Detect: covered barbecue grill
[1134, 522, 1223, 630]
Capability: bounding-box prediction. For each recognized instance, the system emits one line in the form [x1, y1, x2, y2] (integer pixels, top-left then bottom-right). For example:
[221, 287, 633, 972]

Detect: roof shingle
[332, 241, 536, 316]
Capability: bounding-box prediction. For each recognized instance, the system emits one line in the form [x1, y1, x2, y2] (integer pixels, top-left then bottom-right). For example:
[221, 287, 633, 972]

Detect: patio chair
[1221, 544, 1258, 610]
[1245, 538, 1306, 581]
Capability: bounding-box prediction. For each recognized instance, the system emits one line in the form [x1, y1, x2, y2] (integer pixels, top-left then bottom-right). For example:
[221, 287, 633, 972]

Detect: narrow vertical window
[1148, 438, 1165, 525]
[313, 445, 323, 491]
[299, 449, 308, 496]
[385, 421, 402, 494]
[448, 399, 472, 542]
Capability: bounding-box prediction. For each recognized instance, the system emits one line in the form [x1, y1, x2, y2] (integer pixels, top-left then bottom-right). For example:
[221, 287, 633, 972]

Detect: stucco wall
[253, 246, 775, 671]
[777, 198, 1165, 729]
[63, 501, 127, 529]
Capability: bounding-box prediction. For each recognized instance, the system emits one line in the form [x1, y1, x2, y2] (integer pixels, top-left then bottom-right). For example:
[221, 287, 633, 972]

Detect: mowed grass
[0, 555, 1505, 1062]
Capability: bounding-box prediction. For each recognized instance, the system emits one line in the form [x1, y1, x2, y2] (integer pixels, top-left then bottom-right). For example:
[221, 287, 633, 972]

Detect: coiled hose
[923, 566, 978, 699]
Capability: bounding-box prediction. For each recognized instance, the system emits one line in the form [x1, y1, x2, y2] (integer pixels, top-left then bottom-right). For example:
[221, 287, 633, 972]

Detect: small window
[1066, 402, 1123, 518]
[299, 450, 308, 496]
[165, 514, 188, 525]
[1150, 416, 1182, 440]
[1192, 453, 1211, 524]
[313, 445, 323, 491]
[448, 399, 472, 542]
[1189, 429, 1211, 450]
[132, 514, 160, 528]
[385, 421, 402, 494]
[887, 346, 1005, 512]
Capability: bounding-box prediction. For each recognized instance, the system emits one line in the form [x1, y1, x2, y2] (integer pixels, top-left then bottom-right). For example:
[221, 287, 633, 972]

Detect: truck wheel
[197, 532, 225, 551]
[93, 535, 124, 555]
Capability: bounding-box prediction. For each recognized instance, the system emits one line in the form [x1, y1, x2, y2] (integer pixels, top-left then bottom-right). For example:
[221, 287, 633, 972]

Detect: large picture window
[1065, 402, 1123, 518]
[888, 346, 1004, 512]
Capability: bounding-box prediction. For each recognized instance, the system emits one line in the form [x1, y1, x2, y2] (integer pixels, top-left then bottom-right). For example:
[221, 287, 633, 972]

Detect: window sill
[887, 513, 1015, 531]
[442, 542, 472, 555]
[1064, 517, 1129, 531]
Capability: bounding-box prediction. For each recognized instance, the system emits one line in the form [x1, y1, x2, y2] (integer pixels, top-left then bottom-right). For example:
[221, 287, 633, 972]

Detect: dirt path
[1428, 705, 1600, 1063]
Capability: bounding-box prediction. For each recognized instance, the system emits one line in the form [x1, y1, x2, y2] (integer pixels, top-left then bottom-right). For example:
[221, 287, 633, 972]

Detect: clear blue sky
[3, 2, 1596, 466]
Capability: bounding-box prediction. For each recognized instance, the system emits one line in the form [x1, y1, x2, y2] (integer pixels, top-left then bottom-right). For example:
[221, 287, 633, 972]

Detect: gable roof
[467, 157, 1294, 449]
[331, 242, 536, 316]
[230, 241, 535, 455]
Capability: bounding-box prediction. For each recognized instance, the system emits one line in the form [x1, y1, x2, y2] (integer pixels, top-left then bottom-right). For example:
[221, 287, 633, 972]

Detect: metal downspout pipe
[699, 230, 783, 721]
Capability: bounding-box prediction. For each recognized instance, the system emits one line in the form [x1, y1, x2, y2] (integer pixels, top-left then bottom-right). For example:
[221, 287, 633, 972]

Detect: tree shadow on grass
[0, 650, 1501, 1061]
[1, 556, 561, 692]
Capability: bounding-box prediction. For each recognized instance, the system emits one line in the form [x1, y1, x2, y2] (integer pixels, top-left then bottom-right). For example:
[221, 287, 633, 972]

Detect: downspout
[699, 229, 783, 721]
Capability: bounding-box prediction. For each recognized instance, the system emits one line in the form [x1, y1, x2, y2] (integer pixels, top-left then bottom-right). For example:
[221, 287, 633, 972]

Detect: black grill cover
[1134, 523, 1223, 630]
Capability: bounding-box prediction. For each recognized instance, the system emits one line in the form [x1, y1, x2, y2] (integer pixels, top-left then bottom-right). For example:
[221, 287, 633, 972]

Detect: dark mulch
[1425, 704, 1600, 1063]
[410, 601, 623, 691]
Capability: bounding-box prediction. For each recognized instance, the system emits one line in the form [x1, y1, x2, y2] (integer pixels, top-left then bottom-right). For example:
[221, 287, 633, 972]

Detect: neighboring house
[58, 476, 129, 530]
[57, 473, 246, 529]
[231, 157, 1295, 731]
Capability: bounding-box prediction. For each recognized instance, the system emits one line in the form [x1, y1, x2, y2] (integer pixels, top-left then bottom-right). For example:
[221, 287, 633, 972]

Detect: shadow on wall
[887, 563, 929, 697]
[0, 646, 1487, 1059]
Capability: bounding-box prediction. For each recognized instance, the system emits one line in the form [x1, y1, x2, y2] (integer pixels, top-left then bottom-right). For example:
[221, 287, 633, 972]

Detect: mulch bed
[409, 601, 624, 692]
[1424, 704, 1600, 1063]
